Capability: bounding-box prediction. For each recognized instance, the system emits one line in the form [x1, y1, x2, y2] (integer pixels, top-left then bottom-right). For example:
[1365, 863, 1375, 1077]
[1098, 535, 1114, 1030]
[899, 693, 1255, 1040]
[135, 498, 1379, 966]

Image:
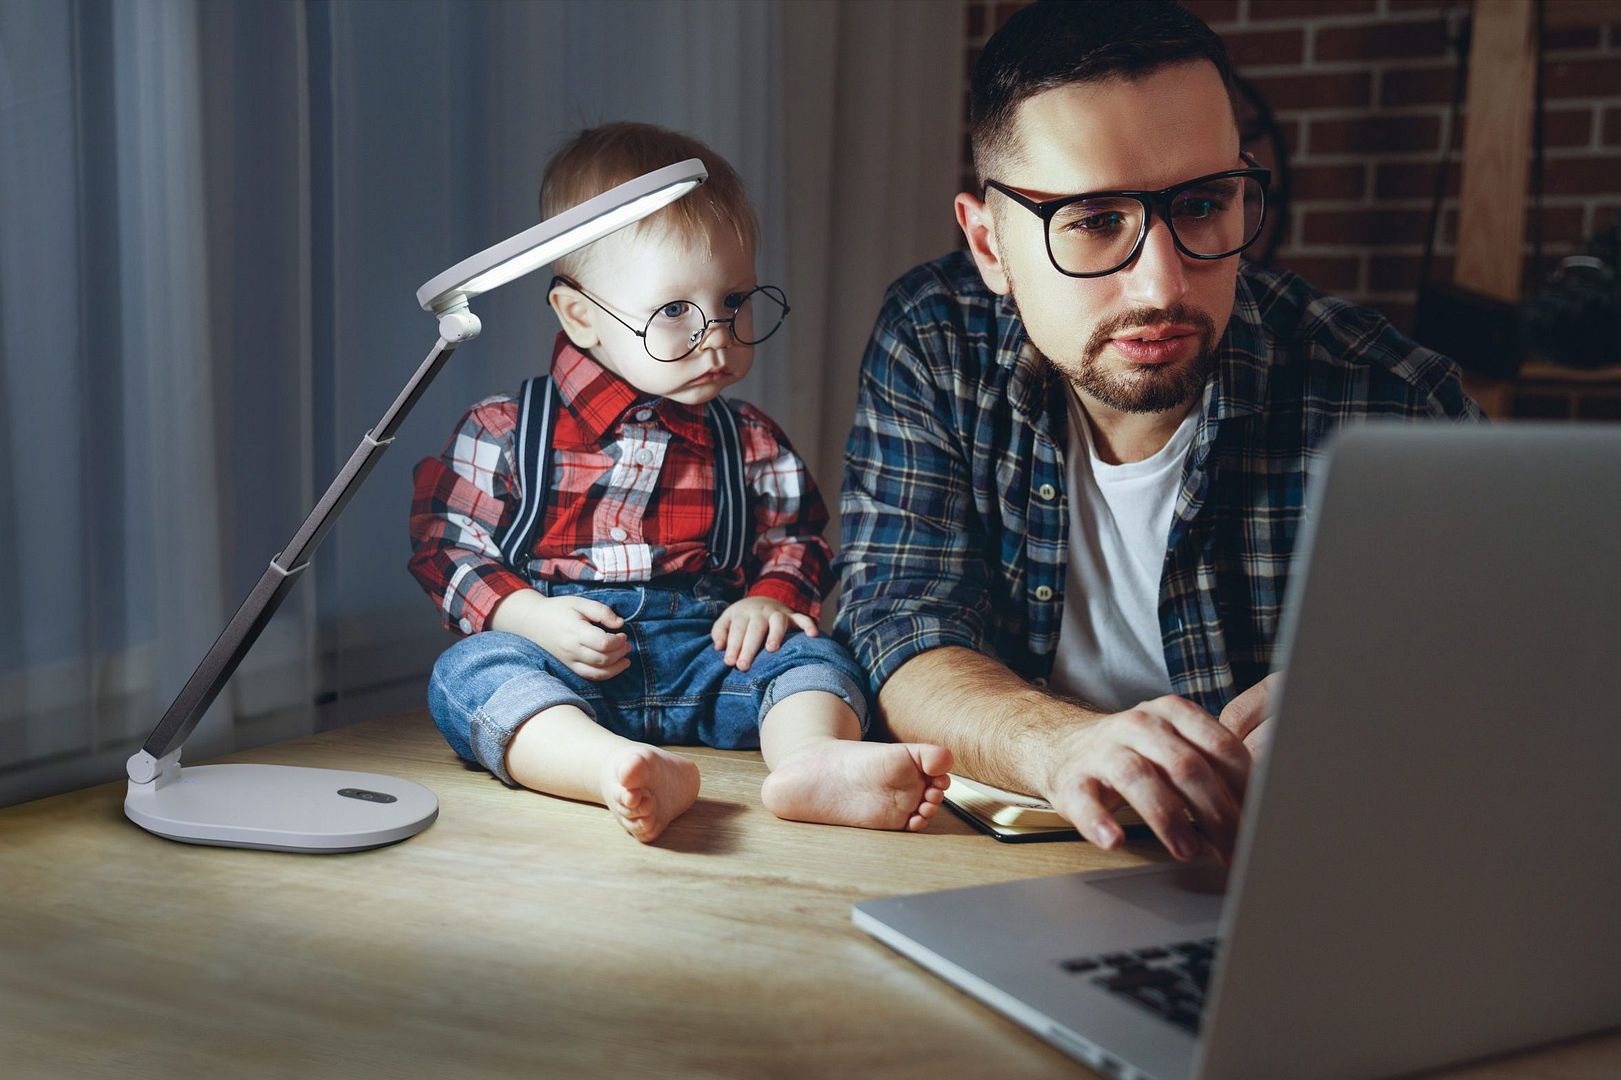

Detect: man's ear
[955, 192, 1011, 296]
[548, 281, 600, 349]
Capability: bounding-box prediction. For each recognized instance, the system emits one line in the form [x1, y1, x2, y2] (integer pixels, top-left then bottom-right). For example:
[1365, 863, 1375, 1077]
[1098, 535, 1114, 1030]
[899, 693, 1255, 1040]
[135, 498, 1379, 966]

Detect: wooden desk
[3, 713, 1617, 1079]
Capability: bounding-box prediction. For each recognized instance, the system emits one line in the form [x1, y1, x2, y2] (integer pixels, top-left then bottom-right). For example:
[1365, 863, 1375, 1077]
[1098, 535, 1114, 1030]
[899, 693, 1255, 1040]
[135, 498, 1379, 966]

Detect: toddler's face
[559, 226, 758, 407]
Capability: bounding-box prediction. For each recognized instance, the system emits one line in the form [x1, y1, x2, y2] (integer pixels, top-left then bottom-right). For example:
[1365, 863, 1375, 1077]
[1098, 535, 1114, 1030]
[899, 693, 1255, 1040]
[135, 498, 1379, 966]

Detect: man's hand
[1219, 671, 1277, 760]
[711, 596, 818, 671]
[491, 590, 630, 681]
[1043, 695, 1253, 864]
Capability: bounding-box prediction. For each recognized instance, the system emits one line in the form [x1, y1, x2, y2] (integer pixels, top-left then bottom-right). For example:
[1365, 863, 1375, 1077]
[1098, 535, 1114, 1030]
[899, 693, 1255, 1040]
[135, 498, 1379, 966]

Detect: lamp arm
[130, 309, 482, 771]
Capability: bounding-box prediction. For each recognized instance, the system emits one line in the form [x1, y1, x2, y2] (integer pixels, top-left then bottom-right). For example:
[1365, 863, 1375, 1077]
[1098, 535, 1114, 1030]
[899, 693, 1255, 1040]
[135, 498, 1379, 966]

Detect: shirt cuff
[458, 568, 535, 635]
[746, 573, 821, 621]
[846, 616, 986, 699]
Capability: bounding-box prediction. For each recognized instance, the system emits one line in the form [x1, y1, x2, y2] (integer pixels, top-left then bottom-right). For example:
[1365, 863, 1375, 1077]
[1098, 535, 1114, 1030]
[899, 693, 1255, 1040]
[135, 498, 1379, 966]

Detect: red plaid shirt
[409, 334, 833, 635]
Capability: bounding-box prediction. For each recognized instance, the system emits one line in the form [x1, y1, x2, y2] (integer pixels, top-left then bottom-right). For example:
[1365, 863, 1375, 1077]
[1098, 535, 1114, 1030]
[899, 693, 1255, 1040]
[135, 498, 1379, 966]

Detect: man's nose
[1121, 217, 1190, 311]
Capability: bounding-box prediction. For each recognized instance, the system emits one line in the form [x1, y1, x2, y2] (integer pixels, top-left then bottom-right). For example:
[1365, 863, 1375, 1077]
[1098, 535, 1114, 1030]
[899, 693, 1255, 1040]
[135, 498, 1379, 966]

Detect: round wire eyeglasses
[550, 275, 790, 362]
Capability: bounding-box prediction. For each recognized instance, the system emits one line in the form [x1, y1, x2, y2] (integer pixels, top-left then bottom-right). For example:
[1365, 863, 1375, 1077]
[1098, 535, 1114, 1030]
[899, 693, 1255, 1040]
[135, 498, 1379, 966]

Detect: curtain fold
[781, 0, 967, 547]
[0, 0, 966, 806]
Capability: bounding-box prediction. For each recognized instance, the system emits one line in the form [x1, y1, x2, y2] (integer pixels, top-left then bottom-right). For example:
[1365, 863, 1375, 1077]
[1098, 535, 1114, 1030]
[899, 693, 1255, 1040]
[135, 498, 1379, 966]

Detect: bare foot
[599, 745, 701, 843]
[760, 741, 953, 831]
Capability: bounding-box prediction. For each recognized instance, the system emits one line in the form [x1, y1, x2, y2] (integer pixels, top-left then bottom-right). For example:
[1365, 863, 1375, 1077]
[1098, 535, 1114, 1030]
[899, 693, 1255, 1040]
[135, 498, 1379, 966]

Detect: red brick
[1303, 207, 1433, 245]
[1291, 163, 1368, 199]
[1315, 20, 1450, 63]
[1309, 113, 1443, 155]
[1543, 24, 1602, 52]
[1604, 108, 1621, 147]
[1251, 0, 1368, 17]
[1576, 398, 1621, 421]
[1527, 207, 1590, 245]
[1439, 205, 1587, 245]
[1181, 0, 1242, 24]
[1276, 254, 1362, 291]
[1277, 118, 1303, 157]
[1246, 70, 1373, 111]
[1543, 156, 1621, 197]
[1221, 27, 1307, 68]
[1596, 203, 1621, 232]
[1543, 108, 1596, 149]
[1383, 0, 1452, 13]
[994, 2, 1029, 31]
[1370, 254, 1454, 291]
[1546, 57, 1621, 99]
[1247, 118, 1304, 160]
[1249, 0, 1376, 18]
[1380, 65, 1461, 108]
[1511, 393, 1573, 419]
[1377, 301, 1417, 336]
[1375, 161, 1459, 200]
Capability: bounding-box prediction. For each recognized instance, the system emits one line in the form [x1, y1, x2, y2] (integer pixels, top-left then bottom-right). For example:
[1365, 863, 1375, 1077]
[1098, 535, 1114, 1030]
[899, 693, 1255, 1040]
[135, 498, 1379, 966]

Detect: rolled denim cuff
[759, 663, 871, 737]
[472, 670, 595, 787]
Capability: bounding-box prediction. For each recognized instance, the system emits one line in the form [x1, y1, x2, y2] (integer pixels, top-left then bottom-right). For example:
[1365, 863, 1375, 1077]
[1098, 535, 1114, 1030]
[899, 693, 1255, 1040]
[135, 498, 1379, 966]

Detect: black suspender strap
[497, 375, 750, 575]
[496, 375, 559, 569]
[704, 399, 749, 572]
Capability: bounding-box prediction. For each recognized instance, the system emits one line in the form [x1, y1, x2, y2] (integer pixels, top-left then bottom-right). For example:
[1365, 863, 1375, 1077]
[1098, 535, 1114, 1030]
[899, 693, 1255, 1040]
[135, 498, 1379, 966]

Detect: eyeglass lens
[1048, 175, 1265, 275]
[642, 286, 788, 362]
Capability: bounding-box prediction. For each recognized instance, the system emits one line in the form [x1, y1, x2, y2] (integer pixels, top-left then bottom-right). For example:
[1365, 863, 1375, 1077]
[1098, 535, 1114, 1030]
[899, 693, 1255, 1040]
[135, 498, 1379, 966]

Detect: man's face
[976, 61, 1243, 415]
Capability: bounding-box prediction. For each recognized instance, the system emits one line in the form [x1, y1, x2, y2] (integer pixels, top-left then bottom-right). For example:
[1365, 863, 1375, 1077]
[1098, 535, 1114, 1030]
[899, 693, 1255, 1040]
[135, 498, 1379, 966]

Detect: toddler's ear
[549, 283, 600, 349]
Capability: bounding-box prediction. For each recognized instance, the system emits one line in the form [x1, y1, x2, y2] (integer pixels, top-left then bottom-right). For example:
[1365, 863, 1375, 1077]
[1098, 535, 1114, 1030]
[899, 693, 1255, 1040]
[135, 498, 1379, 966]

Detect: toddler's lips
[689, 370, 730, 385]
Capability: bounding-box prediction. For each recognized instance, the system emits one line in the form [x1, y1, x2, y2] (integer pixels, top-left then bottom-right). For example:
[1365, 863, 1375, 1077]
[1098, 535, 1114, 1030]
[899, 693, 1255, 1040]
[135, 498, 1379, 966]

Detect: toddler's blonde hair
[541, 122, 758, 280]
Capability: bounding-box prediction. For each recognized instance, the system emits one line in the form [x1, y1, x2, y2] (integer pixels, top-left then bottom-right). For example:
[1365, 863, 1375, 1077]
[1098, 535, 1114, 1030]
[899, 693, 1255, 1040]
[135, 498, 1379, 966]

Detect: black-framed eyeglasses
[983, 152, 1271, 278]
[550, 275, 790, 363]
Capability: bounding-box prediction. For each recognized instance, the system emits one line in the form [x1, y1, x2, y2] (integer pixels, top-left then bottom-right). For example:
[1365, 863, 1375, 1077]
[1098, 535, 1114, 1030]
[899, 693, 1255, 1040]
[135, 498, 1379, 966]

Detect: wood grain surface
[3, 712, 1616, 1079]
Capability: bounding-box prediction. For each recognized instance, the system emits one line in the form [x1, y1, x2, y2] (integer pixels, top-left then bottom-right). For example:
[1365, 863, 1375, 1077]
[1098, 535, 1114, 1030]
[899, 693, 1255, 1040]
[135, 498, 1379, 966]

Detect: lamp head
[416, 158, 708, 316]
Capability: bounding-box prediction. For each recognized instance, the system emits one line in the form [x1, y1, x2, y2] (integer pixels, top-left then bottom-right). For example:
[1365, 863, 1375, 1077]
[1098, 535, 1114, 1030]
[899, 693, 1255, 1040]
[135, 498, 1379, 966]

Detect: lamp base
[125, 763, 438, 853]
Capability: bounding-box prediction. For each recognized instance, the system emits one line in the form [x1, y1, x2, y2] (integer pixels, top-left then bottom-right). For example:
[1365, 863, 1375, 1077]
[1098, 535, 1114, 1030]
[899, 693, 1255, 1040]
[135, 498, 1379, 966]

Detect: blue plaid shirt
[834, 251, 1483, 715]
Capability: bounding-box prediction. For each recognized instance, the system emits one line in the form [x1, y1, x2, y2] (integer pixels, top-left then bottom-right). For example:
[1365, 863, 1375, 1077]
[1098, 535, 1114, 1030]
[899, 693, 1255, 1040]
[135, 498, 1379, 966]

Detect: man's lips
[1109, 325, 1198, 365]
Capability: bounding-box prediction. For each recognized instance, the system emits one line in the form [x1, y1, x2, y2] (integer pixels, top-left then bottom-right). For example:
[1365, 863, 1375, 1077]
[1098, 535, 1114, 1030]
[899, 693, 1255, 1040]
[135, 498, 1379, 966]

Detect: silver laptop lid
[1197, 422, 1621, 1080]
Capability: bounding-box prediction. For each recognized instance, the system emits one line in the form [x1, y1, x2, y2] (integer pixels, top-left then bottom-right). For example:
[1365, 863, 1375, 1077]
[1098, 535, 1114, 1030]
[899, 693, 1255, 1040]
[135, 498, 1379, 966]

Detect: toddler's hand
[494, 591, 631, 681]
[711, 596, 818, 672]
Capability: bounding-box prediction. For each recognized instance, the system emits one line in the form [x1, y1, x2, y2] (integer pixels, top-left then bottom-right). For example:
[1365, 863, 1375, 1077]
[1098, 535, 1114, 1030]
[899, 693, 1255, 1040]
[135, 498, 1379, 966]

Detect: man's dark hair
[970, 0, 1238, 185]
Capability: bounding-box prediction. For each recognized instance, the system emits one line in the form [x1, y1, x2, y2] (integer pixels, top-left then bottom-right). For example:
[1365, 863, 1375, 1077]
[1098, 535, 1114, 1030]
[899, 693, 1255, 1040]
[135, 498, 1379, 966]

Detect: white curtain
[0, 0, 964, 806]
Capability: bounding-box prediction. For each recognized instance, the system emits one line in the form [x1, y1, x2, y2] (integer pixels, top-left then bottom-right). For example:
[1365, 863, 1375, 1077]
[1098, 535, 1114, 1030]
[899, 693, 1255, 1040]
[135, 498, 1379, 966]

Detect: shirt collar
[1205, 269, 1270, 421]
[549, 333, 713, 447]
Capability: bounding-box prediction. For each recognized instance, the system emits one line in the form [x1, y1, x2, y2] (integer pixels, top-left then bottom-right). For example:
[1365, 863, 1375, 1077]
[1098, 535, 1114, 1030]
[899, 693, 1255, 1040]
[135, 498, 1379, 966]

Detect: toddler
[408, 123, 952, 842]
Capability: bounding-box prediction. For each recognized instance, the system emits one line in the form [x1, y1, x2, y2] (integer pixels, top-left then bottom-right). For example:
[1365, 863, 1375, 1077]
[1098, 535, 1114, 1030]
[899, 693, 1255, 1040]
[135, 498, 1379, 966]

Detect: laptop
[853, 423, 1621, 1080]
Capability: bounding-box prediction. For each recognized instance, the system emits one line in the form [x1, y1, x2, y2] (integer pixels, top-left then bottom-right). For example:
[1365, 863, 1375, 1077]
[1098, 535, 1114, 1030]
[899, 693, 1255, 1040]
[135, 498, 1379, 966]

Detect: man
[834, 0, 1480, 864]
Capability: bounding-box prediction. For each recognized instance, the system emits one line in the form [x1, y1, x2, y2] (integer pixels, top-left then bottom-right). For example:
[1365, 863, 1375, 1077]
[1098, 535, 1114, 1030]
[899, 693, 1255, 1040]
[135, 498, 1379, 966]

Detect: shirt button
[635, 408, 653, 422]
[634, 448, 654, 465]
[459, 618, 472, 634]
[1033, 677, 1049, 689]
[1034, 585, 1054, 602]
[610, 527, 628, 542]
[1038, 483, 1057, 500]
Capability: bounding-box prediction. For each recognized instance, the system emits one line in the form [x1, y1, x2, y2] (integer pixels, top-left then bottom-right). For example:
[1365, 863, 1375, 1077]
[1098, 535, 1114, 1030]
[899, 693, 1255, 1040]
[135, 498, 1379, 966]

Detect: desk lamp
[124, 159, 709, 852]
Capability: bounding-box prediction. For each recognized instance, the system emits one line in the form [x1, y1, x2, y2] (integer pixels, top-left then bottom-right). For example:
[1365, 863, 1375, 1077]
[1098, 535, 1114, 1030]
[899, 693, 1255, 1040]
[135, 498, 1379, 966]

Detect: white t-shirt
[1047, 390, 1198, 712]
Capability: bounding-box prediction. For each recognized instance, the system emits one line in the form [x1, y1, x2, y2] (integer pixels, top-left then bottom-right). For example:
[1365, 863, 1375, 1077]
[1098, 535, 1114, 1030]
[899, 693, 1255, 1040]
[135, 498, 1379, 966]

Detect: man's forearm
[877, 645, 1104, 796]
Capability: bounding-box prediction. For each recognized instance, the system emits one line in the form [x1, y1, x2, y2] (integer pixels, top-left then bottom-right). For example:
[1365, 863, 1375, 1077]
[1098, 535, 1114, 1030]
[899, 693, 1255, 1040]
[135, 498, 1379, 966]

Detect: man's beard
[1071, 304, 1215, 413]
[1014, 289, 1218, 414]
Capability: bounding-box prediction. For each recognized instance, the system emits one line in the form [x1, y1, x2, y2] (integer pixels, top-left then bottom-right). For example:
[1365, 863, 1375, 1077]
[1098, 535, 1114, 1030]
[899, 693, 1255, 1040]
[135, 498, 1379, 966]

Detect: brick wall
[963, 0, 1621, 333]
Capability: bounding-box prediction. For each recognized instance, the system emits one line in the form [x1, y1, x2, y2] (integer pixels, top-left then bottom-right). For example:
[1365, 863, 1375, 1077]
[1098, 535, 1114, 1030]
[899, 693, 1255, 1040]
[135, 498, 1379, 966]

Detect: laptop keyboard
[1059, 937, 1221, 1035]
